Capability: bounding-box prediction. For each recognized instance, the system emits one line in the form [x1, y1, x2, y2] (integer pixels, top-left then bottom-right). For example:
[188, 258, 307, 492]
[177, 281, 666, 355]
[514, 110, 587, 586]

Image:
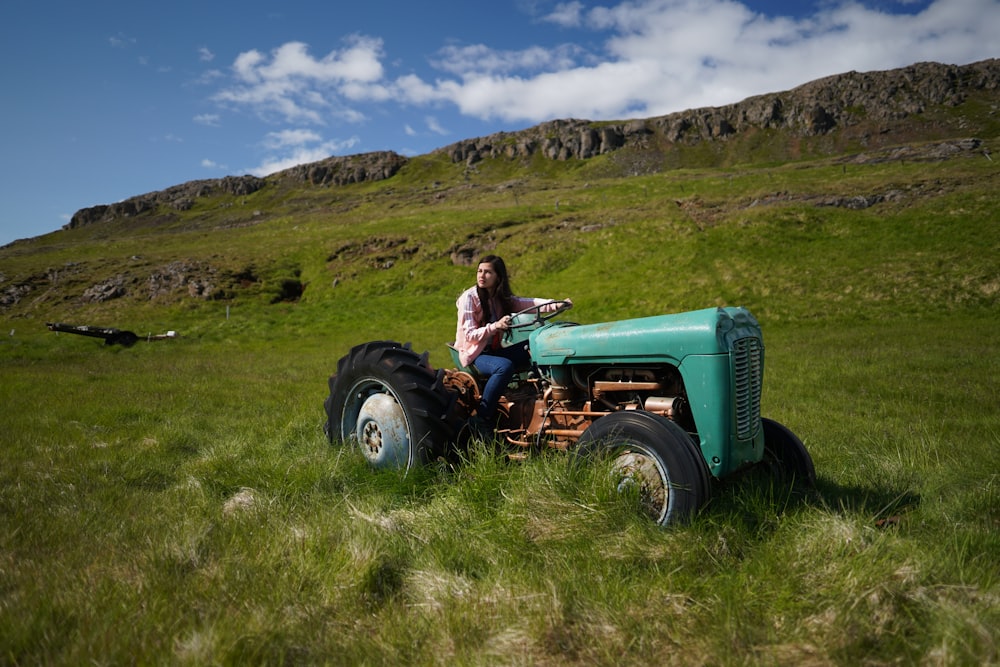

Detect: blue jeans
[473, 344, 531, 421]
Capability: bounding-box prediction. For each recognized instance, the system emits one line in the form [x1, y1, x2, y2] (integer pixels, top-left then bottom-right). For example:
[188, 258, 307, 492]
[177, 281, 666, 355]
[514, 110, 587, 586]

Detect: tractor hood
[529, 306, 760, 366]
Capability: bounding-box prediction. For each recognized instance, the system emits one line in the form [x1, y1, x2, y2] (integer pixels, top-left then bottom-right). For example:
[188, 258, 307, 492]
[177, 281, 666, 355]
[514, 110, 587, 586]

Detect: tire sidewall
[327, 342, 443, 470]
[761, 417, 816, 486]
[578, 411, 706, 525]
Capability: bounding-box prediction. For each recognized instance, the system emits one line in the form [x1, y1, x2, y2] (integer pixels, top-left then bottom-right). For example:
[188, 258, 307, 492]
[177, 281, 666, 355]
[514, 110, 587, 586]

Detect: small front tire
[761, 417, 816, 487]
[577, 411, 709, 526]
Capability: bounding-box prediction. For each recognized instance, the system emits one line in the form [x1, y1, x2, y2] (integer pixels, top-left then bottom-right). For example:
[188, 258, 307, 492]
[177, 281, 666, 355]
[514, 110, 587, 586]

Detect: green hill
[2, 60, 998, 347]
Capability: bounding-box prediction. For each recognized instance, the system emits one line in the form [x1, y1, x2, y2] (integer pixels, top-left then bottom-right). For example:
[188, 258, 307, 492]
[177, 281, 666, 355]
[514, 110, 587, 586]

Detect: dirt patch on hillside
[327, 236, 420, 270]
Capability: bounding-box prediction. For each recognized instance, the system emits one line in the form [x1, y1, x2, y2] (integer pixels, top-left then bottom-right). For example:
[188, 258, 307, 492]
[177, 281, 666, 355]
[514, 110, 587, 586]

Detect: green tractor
[324, 303, 815, 526]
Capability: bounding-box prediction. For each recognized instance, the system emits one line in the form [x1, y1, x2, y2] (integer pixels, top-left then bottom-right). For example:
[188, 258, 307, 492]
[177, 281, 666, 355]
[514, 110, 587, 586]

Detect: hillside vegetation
[1, 61, 998, 665]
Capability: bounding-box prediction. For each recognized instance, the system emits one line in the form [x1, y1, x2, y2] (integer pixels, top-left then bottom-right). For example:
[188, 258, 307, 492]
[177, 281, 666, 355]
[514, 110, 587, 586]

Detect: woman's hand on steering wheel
[508, 299, 573, 329]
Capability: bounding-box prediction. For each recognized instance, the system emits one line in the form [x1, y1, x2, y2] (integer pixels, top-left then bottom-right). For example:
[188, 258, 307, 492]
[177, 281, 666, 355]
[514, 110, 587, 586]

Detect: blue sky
[2, 0, 998, 246]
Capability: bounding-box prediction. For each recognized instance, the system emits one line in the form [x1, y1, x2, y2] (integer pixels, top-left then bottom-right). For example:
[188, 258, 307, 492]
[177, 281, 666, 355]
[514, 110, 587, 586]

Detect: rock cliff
[65, 59, 998, 230]
[437, 59, 999, 164]
[66, 175, 267, 230]
[65, 152, 406, 231]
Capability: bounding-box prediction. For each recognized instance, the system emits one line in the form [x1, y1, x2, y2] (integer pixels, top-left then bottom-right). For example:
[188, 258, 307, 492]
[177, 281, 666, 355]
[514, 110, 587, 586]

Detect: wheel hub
[612, 451, 667, 519]
[355, 392, 410, 468]
[360, 420, 383, 455]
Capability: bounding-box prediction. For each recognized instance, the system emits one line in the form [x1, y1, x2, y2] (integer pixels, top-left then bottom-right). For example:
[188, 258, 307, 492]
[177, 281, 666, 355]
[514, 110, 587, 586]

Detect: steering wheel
[508, 299, 573, 330]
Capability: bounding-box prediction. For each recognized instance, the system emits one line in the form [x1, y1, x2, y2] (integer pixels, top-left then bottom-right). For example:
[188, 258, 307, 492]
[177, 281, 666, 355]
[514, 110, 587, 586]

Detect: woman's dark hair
[477, 254, 513, 323]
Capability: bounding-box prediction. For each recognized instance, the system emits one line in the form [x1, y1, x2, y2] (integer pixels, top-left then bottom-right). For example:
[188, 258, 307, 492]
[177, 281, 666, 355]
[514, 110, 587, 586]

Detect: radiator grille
[733, 337, 762, 440]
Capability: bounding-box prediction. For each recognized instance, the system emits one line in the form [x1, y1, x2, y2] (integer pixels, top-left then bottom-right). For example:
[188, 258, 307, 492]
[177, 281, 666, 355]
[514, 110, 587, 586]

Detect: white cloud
[432, 43, 582, 77]
[214, 36, 385, 125]
[544, 2, 587, 27]
[194, 69, 224, 85]
[262, 129, 323, 149]
[425, 116, 449, 135]
[109, 33, 136, 49]
[198, 47, 215, 62]
[399, 116, 449, 139]
[232, 49, 266, 83]
[249, 132, 361, 176]
[394, 74, 442, 105]
[194, 114, 221, 127]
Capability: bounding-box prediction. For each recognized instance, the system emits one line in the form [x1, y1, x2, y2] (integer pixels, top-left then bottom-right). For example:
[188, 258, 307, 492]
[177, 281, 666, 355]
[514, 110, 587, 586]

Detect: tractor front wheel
[761, 417, 816, 487]
[577, 411, 709, 526]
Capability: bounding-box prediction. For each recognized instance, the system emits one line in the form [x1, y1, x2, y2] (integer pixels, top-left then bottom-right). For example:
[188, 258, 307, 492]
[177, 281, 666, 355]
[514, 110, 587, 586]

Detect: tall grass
[1, 314, 997, 665]
[2, 144, 998, 664]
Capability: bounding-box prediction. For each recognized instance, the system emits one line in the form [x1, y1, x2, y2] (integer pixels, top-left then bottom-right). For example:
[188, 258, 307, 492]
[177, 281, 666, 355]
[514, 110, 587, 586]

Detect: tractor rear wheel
[325, 341, 454, 471]
[761, 417, 816, 487]
[577, 411, 709, 526]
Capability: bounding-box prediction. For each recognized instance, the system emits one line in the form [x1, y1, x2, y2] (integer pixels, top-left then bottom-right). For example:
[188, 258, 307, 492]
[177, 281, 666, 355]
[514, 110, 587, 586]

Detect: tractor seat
[447, 344, 481, 377]
[448, 343, 536, 383]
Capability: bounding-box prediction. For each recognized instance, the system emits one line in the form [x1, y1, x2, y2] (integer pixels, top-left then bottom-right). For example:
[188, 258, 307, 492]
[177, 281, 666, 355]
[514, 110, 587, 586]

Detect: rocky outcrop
[274, 151, 407, 187]
[436, 58, 1000, 164]
[65, 152, 406, 231]
[146, 260, 223, 300]
[441, 118, 644, 164]
[66, 175, 267, 230]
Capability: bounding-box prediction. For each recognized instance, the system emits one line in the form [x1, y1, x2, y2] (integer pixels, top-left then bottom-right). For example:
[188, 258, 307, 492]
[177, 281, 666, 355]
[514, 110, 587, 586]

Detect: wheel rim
[344, 380, 412, 469]
[610, 448, 669, 523]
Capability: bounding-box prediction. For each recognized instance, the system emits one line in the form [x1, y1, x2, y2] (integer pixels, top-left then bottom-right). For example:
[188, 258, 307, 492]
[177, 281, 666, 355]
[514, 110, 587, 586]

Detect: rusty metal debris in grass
[46, 322, 179, 347]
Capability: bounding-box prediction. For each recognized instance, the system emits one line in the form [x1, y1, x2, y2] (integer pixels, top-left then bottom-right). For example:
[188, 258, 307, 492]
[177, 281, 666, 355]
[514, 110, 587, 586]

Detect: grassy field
[1, 142, 999, 664]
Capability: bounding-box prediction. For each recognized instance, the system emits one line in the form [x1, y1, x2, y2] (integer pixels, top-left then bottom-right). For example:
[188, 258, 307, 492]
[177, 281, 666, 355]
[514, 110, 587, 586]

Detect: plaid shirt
[453, 286, 550, 367]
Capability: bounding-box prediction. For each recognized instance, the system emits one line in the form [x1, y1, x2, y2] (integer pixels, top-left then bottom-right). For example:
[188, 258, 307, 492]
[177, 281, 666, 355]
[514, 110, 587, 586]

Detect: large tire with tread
[577, 411, 709, 526]
[761, 417, 816, 487]
[325, 341, 454, 471]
